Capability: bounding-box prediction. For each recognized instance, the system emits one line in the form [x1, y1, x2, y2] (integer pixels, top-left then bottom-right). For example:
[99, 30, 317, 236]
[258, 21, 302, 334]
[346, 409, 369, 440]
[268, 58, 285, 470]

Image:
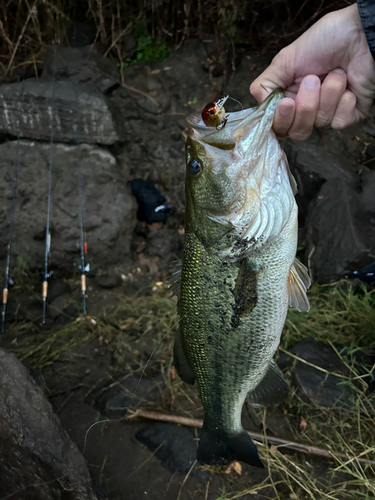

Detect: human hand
[250, 3, 375, 140]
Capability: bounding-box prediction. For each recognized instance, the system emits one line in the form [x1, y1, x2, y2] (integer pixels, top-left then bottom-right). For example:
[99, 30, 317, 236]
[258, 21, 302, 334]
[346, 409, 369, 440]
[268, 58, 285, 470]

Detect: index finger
[250, 49, 295, 103]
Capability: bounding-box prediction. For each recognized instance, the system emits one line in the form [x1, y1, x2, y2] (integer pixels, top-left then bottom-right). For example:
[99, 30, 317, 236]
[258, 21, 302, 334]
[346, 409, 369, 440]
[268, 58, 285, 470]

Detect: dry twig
[126, 409, 375, 467]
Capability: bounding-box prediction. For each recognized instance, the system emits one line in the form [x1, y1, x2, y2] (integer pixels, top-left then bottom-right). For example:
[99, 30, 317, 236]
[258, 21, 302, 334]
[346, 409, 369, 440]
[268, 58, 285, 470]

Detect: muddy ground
[0, 38, 375, 500]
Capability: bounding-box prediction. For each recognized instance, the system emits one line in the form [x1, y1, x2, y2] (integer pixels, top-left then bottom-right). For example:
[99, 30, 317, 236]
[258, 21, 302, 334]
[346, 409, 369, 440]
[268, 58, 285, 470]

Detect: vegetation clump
[122, 35, 170, 65]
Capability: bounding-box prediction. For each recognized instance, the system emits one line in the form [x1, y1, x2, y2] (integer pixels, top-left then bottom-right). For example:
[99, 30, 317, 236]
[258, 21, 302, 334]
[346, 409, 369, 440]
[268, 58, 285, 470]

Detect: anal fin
[247, 360, 289, 408]
[288, 258, 311, 312]
[173, 329, 195, 385]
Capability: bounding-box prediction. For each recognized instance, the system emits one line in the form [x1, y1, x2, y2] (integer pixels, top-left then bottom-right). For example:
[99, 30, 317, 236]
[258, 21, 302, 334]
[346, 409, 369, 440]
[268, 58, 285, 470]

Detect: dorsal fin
[288, 258, 311, 312]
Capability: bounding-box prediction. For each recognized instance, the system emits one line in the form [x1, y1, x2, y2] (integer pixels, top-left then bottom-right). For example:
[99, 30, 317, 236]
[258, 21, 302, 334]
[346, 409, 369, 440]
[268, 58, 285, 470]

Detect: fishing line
[41, 45, 57, 324]
[1, 69, 27, 333]
[227, 95, 243, 111]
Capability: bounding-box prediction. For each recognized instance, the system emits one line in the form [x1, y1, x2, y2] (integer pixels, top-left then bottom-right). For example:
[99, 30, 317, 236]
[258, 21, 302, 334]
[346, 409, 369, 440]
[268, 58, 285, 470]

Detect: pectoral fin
[288, 258, 311, 312]
[173, 329, 195, 385]
[247, 360, 289, 408]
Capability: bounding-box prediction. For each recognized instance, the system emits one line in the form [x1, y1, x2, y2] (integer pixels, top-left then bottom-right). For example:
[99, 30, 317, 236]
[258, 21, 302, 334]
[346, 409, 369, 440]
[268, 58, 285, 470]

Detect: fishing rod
[69, 29, 90, 315]
[41, 46, 57, 325]
[1, 80, 26, 333]
[76, 145, 89, 315]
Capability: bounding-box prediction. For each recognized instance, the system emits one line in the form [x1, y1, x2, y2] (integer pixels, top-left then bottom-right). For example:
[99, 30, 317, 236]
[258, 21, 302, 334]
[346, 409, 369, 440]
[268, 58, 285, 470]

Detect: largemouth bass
[171, 90, 310, 468]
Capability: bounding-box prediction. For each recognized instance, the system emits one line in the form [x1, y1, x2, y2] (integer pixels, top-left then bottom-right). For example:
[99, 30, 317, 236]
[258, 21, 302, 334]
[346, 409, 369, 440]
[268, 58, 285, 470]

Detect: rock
[110, 88, 140, 121]
[48, 292, 72, 320]
[66, 24, 97, 47]
[48, 279, 71, 302]
[55, 303, 78, 325]
[283, 139, 375, 282]
[0, 348, 97, 500]
[281, 139, 355, 222]
[305, 178, 374, 282]
[282, 139, 354, 183]
[95, 272, 122, 289]
[94, 374, 164, 417]
[359, 169, 375, 213]
[286, 338, 374, 409]
[0, 141, 137, 270]
[146, 227, 181, 260]
[136, 423, 208, 478]
[0, 80, 123, 144]
[42, 46, 120, 93]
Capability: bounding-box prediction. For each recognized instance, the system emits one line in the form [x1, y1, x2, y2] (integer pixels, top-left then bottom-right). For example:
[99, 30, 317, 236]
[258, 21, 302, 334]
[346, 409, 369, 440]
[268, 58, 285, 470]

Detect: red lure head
[201, 95, 229, 127]
[202, 102, 219, 127]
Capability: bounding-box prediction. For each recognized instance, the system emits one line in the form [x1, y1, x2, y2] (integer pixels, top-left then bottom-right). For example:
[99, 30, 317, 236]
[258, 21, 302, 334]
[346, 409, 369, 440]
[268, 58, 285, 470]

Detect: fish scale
[181, 219, 295, 428]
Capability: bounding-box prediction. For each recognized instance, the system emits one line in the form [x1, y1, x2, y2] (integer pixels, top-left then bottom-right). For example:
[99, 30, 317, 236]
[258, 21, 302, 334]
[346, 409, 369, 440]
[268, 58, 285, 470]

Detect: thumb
[250, 49, 295, 103]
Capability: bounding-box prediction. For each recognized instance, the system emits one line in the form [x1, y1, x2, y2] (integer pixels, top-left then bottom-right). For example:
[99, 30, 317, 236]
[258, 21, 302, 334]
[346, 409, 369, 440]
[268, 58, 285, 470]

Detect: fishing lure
[202, 95, 229, 128]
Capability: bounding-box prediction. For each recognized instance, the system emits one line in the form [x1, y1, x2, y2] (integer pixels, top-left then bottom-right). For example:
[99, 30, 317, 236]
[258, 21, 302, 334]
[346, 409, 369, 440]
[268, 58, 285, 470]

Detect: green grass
[282, 282, 375, 350]
[118, 35, 170, 67]
[7, 284, 178, 371]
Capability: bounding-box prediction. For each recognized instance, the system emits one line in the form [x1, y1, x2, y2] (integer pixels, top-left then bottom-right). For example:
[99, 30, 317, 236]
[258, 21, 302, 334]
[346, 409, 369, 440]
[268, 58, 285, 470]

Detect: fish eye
[188, 158, 202, 176]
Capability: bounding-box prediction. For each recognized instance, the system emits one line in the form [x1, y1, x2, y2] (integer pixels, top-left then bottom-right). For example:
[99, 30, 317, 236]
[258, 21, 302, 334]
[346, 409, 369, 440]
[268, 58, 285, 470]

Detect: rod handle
[81, 274, 86, 292]
[42, 280, 48, 299]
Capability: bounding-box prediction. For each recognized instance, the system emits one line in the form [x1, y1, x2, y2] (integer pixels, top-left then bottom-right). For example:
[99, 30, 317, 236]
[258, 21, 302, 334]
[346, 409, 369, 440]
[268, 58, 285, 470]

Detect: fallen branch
[126, 409, 375, 468]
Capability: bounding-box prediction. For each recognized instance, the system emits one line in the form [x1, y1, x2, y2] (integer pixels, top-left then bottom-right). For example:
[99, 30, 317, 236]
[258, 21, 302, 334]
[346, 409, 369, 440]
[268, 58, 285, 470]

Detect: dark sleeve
[357, 0, 375, 59]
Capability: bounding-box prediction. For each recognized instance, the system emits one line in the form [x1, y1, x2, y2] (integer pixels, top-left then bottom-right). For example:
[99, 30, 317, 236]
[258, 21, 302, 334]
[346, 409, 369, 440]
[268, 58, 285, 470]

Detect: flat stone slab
[0, 79, 124, 144]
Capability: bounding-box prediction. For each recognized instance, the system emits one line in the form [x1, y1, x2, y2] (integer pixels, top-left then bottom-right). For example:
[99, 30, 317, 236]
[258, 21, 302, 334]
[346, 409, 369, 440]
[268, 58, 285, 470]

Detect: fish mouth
[186, 89, 283, 151]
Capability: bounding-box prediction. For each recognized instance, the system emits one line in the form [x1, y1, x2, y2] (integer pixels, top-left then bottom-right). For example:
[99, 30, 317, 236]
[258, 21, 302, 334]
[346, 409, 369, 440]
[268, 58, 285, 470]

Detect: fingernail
[301, 75, 320, 90]
[331, 68, 346, 75]
[279, 105, 293, 115]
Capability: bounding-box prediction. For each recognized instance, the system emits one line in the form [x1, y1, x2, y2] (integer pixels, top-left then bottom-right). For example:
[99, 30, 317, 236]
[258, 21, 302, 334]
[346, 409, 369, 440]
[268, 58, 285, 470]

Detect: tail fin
[197, 424, 264, 468]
